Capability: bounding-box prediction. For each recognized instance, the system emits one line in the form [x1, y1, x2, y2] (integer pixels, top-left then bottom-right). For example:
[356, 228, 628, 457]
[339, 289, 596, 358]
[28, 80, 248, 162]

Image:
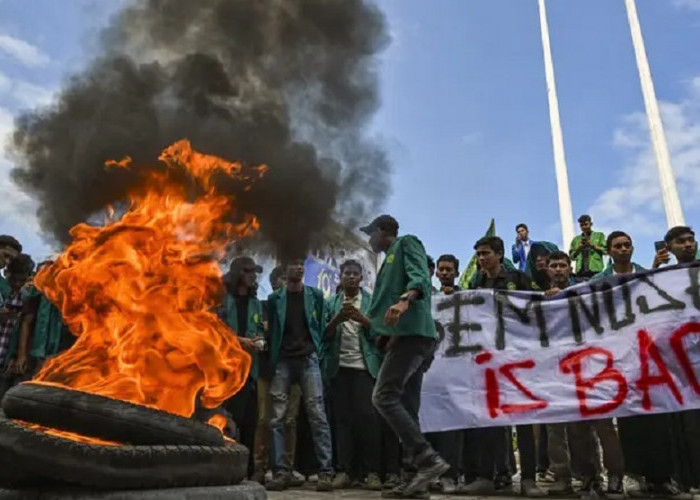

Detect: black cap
[230, 256, 262, 273]
[578, 214, 592, 223]
[360, 214, 399, 235]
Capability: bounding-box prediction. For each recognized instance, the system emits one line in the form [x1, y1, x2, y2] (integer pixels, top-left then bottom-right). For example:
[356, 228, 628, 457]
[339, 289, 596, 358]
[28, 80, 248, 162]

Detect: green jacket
[0, 276, 10, 302]
[591, 262, 646, 280]
[322, 289, 381, 380]
[222, 293, 264, 380]
[267, 285, 325, 369]
[569, 232, 606, 274]
[8, 288, 72, 362]
[367, 235, 436, 339]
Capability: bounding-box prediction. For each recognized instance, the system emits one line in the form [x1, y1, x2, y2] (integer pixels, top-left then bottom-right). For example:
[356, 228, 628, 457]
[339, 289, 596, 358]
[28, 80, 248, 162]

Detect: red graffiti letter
[670, 322, 700, 397]
[499, 360, 548, 414]
[476, 351, 499, 418]
[559, 347, 628, 417]
[636, 330, 683, 410]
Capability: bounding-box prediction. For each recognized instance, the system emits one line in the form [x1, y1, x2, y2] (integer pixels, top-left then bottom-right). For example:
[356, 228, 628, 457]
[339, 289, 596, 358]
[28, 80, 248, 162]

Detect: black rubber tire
[2, 383, 224, 446]
[0, 481, 266, 499]
[0, 416, 248, 490]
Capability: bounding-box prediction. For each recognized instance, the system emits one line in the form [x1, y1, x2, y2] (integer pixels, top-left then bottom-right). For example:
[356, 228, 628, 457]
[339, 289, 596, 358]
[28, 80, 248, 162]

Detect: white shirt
[338, 292, 365, 370]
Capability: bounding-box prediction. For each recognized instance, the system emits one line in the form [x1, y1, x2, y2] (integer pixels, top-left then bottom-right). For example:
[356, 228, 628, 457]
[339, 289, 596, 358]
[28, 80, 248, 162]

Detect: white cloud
[673, 0, 700, 10]
[0, 106, 42, 232]
[0, 70, 55, 109]
[588, 78, 700, 237]
[0, 34, 49, 68]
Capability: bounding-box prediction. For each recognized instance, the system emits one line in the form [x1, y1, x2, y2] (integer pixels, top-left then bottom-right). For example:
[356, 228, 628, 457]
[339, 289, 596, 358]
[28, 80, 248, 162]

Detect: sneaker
[607, 475, 624, 495]
[381, 482, 429, 499]
[496, 472, 515, 490]
[457, 477, 496, 495]
[548, 479, 574, 496]
[403, 453, 450, 496]
[522, 478, 547, 497]
[316, 472, 334, 492]
[332, 472, 351, 489]
[383, 473, 401, 490]
[265, 472, 290, 491]
[250, 470, 266, 484]
[439, 477, 457, 494]
[580, 479, 606, 500]
[288, 470, 305, 487]
[307, 473, 319, 482]
[538, 469, 557, 483]
[365, 473, 383, 491]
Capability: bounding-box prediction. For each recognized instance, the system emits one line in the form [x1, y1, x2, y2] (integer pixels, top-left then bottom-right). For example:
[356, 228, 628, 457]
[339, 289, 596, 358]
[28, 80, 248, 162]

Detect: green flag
[458, 219, 496, 289]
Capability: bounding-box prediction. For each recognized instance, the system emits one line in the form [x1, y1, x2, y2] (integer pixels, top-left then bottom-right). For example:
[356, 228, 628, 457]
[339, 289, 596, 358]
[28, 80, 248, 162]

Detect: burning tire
[2, 383, 224, 446]
[0, 416, 248, 490]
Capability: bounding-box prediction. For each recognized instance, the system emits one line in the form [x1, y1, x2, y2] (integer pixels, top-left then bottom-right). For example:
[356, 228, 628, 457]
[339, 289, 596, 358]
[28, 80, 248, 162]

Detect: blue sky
[2, 0, 700, 270]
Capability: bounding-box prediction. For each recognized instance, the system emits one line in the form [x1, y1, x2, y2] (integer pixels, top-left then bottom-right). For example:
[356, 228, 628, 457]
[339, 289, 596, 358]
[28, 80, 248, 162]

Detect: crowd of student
[0, 214, 699, 499]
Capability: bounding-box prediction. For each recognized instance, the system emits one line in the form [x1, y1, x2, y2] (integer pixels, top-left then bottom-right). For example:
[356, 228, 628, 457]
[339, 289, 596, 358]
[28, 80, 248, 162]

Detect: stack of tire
[0, 383, 257, 496]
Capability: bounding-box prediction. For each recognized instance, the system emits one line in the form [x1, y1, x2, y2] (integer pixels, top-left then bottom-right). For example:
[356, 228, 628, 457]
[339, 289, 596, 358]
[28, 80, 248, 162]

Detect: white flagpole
[625, 0, 685, 227]
[538, 0, 575, 248]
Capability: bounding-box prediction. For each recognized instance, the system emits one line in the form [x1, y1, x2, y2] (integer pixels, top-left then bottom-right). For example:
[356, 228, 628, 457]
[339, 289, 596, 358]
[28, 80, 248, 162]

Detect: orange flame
[32, 139, 265, 419]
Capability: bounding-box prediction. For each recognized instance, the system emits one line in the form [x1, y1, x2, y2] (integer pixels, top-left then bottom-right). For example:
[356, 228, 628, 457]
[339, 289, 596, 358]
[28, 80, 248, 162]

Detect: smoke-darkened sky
[8, 0, 391, 260]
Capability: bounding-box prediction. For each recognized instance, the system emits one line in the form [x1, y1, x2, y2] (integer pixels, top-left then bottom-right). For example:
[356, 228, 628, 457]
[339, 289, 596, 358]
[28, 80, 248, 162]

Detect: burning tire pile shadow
[0, 383, 265, 499]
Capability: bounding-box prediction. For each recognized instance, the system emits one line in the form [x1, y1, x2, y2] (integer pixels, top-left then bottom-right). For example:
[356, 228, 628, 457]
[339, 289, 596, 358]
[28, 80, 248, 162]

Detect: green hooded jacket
[322, 288, 381, 380]
[8, 288, 72, 362]
[222, 293, 264, 380]
[569, 232, 606, 274]
[266, 285, 325, 369]
[367, 235, 436, 339]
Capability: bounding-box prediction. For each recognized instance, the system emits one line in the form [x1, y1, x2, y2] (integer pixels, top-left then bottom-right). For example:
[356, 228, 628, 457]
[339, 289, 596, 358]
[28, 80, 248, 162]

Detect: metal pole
[625, 0, 685, 227]
[538, 0, 576, 247]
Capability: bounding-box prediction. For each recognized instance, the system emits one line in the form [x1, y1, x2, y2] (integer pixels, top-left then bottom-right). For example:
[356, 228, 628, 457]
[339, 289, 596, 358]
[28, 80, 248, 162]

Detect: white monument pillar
[538, 0, 576, 247]
[625, 0, 685, 227]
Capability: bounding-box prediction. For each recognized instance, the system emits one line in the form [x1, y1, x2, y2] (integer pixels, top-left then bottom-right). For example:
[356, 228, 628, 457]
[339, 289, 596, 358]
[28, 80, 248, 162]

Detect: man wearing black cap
[219, 256, 266, 478]
[568, 215, 606, 279]
[360, 215, 448, 498]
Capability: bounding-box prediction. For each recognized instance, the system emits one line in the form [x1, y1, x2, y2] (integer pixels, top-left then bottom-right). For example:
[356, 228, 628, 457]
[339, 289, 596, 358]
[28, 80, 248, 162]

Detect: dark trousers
[224, 378, 257, 477]
[381, 417, 402, 479]
[536, 424, 549, 473]
[372, 336, 436, 467]
[476, 425, 536, 481]
[331, 367, 380, 477]
[426, 431, 461, 480]
[461, 429, 480, 483]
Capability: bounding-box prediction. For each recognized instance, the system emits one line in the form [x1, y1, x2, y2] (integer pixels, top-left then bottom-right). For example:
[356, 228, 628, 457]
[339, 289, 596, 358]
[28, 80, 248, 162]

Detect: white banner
[419, 264, 700, 432]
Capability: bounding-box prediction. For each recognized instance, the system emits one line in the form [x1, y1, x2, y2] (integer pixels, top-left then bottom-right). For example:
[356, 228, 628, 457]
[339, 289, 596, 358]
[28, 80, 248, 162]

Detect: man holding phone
[653, 226, 698, 268]
[568, 215, 606, 279]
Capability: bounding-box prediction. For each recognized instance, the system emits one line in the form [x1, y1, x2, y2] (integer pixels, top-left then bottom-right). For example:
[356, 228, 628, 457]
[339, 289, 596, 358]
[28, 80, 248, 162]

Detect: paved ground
[267, 489, 521, 499]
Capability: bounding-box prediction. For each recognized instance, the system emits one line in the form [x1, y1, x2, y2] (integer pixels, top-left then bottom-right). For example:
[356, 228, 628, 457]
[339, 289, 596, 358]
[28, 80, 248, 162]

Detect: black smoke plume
[9, 0, 390, 260]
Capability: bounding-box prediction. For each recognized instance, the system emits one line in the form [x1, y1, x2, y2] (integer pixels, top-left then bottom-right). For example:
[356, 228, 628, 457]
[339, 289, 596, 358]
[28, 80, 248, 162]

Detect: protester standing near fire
[361, 214, 448, 499]
[265, 258, 334, 492]
[323, 259, 383, 490]
[461, 236, 545, 498]
[219, 256, 266, 477]
[0, 254, 35, 398]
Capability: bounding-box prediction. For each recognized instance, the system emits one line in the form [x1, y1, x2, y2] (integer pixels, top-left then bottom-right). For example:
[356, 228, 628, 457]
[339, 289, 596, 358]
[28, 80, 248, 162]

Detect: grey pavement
[267, 485, 536, 499]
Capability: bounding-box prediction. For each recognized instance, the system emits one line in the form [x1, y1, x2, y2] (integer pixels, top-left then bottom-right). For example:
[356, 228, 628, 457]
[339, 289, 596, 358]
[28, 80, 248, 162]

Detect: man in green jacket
[323, 259, 382, 490]
[360, 215, 448, 498]
[569, 215, 606, 278]
[219, 256, 265, 477]
[0, 235, 22, 301]
[265, 258, 334, 492]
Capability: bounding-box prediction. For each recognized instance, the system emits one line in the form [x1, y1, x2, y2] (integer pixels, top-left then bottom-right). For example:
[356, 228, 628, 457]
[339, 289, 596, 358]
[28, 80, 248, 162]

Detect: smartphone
[654, 241, 667, 252]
